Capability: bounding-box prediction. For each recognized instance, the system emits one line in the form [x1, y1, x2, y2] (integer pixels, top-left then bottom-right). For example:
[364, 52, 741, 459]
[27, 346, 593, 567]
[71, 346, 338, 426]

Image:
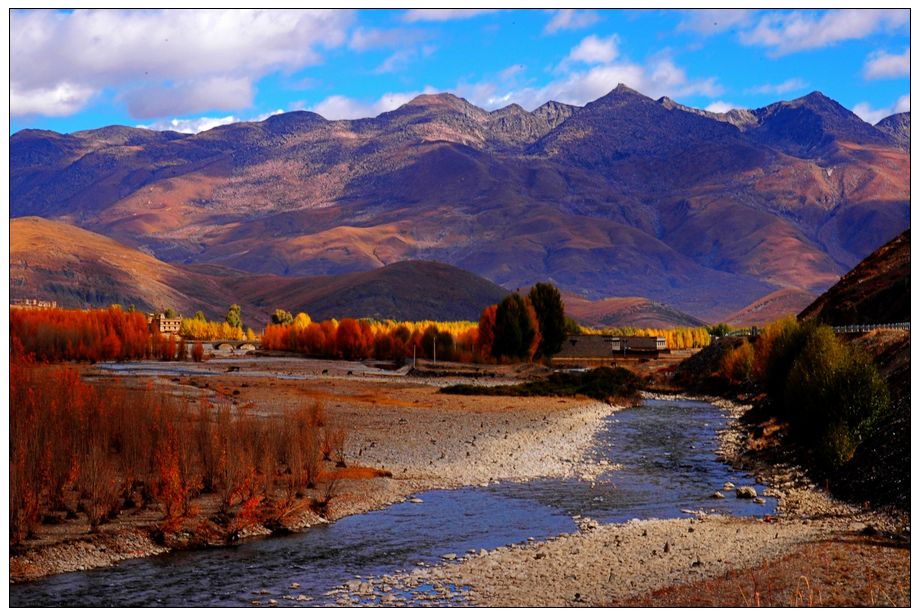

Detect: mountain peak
[405, 92, 474, 109]
[613, 83, 641, 95]
[490, 103, 528, 116]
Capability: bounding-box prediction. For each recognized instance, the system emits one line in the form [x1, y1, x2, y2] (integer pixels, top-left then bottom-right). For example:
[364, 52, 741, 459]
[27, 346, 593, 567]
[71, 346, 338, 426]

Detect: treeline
[10, 350, 353, 544]
[179, 315, 256, 341]
[10, 307, 177, 362]
[262, 282, 569, 363]
[719, 317, 889, 470]
[262, 318, 481, 362]
[582, 326, 711, 350]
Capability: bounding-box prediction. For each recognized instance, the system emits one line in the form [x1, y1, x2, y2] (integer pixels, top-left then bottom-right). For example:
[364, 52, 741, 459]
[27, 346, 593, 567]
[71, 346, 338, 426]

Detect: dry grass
[611, 534, 910, 607]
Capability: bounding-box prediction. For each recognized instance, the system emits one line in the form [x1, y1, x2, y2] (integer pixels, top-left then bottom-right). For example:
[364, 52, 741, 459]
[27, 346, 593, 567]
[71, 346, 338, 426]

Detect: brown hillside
[721, 288, 817, 327]
[798, 229, 910, 325]
[564, 294, 705, 329]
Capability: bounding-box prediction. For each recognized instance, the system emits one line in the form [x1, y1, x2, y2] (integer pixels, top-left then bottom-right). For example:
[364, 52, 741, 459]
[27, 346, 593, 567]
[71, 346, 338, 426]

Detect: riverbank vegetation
[717, 318, 889, 471]
[441, 366, 643, 405]
[9, 348, 360, 546]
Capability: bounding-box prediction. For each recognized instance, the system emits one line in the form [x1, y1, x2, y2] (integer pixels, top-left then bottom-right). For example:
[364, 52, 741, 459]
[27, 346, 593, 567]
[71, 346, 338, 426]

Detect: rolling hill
[10, 87, 910, 321]
[10, 217, 509, 324]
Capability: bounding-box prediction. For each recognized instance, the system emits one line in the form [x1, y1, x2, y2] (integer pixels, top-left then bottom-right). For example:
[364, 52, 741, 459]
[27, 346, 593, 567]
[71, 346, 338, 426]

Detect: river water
[10, 397, 775, 607]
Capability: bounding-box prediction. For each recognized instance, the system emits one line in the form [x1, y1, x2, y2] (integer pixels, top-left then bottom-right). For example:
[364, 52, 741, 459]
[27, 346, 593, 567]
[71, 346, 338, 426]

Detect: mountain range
[10, 85, 910, 324]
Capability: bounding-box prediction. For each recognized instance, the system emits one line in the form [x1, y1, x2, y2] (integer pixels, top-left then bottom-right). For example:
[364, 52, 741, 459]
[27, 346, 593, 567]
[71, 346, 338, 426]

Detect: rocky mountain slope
[11, 87, 910, 321]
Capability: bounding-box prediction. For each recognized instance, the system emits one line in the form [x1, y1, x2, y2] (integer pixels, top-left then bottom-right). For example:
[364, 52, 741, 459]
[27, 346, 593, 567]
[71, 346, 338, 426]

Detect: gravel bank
[12, 359, 624, 583]
[327, 393, 905, 607]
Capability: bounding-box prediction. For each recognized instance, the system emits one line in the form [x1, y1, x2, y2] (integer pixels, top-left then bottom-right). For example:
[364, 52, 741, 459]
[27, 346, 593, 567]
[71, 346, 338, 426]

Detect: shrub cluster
[9, 351, 350, 544]
[718, 317, 889, 470]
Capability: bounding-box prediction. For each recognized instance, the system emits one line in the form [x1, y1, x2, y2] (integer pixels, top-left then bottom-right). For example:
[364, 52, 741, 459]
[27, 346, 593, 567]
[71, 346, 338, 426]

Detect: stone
[712, 491, 725, 499]
[409, 497, 424, 504]
[736, 486, 757, 499]
[723, 482, 735, 491]
[753, 497, 766, 505]
[442, 553, 457, 561]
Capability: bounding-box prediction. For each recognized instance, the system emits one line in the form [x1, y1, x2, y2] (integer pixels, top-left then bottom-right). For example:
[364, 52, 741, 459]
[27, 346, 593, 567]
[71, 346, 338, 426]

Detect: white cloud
[139, 108, 285, 133]
[863, 48, 910, 80]
[852, 94, 910, 125]
[561, 34, 619, 68]
[705, 101, 737, 113]
[499, 64, 526, 82]
[745, 78, 808, 95]
[372, 45, 435, 75]
[10, 9, 354, 118]
[403, 9, 496, 23]
[122, 76, 254, 119]
[460, 54, 722, 111]
[740, 9, 908, 56]
[140, 115, 240, 134]
[252, 109, 286, 122]
[348, 27, 428, 51]
[10, 82, 95, 117]
[678, 9, 754, 35]
[374, 49, 417, 74]
[311, 88, 437, 120]
[544, 9, 599, 34]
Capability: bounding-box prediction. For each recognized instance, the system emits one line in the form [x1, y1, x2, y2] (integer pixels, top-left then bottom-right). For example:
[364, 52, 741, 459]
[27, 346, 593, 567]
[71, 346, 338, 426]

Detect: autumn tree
[271, 309, 294, 326]
[528, 282, 566, 359]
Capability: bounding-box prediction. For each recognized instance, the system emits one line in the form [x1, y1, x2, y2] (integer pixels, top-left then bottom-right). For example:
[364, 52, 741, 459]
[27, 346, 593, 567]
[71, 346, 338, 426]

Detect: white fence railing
[726, 322, 910, 337]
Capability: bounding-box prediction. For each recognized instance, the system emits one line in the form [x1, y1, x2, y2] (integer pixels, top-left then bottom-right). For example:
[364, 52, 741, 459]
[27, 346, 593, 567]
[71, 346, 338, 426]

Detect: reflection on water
[10, 397, 775, 607]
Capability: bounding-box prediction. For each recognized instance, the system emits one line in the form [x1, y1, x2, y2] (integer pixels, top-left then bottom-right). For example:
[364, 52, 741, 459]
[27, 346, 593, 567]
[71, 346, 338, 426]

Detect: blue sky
[9, 8, 911, 134]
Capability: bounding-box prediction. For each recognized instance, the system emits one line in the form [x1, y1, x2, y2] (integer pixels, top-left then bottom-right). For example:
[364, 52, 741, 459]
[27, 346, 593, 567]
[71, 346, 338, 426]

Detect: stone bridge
[195, 339, 260, 351]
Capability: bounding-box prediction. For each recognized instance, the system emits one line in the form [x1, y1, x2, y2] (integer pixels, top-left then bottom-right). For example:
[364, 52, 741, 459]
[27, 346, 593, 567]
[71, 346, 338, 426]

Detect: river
[10, 397, 775, 607]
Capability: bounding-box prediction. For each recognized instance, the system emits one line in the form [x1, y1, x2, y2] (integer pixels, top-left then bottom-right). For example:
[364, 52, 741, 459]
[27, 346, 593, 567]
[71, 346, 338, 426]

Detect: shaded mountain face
[10, 87, 910, 321]
[799, 229, 910, 325]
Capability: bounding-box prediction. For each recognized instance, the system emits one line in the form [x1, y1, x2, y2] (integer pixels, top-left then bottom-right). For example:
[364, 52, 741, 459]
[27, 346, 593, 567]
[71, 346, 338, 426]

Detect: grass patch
[440, 366, 643, 404]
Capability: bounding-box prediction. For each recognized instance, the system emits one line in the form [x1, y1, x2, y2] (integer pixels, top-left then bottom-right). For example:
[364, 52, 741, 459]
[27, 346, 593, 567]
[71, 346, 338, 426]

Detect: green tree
[164, 308, 177, 319]
[707, 323, 731, 337]
[528, 282, 566, 359]
[492, 293, 539, 361]
[226, 304, 242, 330]
[563, 315, 581, 335]
[271, 309, 294, 325]
[194, 310, 206, 321]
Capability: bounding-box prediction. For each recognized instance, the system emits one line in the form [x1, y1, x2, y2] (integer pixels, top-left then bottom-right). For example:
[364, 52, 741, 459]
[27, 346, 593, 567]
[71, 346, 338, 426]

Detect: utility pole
[413, 344, 416, 369]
